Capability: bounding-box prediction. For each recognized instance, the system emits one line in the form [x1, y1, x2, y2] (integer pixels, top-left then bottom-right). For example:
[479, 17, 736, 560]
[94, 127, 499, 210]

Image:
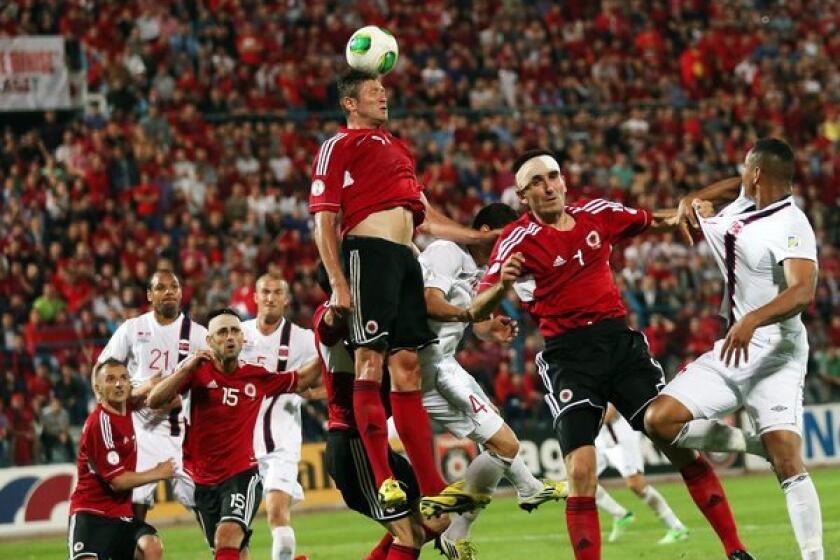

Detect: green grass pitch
[3, 468, 838, 559]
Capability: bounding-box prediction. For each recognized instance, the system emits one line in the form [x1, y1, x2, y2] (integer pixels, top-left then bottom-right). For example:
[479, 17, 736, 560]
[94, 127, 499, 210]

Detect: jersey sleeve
[190, 323, 209, 351]
[593, 200, 652, 242]
[97, 320, 131, 363]
[419, 241, 463, 294]
[289, 326, 318, 369]
[478, 226, 528, 293]
[87, 414, 129, 482]
[177, 362, 203, 394]
[767, 212, 818, 264]
[264, 370, 299, 396]
[308, 137, 346, 214]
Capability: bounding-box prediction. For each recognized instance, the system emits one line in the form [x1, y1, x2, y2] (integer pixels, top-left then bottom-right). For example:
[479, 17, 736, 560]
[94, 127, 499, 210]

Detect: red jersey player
[309, 69, 491, 511]
[470, 150, 752, 560]
[68, 359, 175, 560]
[148, 308, 321, 560]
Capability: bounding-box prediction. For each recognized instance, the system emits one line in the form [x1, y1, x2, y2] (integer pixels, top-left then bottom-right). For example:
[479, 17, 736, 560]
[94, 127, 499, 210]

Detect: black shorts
[537, 318, 665, 453]
[325, 429, 420, 522]
[68, 512, 156, 560]
[194, 467, 262, 551]
[343, 235, 437, 352]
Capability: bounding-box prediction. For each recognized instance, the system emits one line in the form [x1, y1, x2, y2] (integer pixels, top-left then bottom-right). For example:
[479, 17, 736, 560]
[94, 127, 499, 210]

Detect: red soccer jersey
[308, 127, 426, 237]
[313, 304, 355, 431]
[479, 199, 652, 338]
[70, 404, 137, 518]
[180, 361, 298, 485]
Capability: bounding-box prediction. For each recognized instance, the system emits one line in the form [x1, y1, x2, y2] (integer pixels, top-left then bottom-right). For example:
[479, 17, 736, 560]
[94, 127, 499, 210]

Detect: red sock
[391, 390, 447, 495]
[354, 380, 394, 486]
[681, 455, 745, 555]
[566, 497, 600, 560]
[385, 544, 420, 559]
[365, 532, 393, 560]
[215, 547, 239, 560]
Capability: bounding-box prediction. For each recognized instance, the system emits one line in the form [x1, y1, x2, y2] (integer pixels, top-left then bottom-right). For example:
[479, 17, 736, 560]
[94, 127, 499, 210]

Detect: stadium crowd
[1, 0, 839, 467]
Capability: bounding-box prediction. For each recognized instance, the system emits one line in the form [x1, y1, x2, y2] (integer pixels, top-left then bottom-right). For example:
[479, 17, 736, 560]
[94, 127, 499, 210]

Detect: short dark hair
[512, 149, 557, 175]
[93, 358, 125, 381]
[147, 269, 179, 291]
[747, 138, 795, 185]
[206, 307, 241, 323]
[472, 203, 518, 230]
[337, 69, 379, 105]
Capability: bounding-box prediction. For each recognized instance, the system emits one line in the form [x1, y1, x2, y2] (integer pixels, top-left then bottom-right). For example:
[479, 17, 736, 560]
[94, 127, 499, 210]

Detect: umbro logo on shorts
[771, 405, 788, 412]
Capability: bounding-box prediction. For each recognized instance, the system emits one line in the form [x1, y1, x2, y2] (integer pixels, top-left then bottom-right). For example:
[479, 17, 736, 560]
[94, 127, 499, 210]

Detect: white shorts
[595, 415, 644, 478]
[422, 356, 504, 444]
[661, 330, 807, 436]
[131, 411, 194, 507]
[257, 452, 304, 503]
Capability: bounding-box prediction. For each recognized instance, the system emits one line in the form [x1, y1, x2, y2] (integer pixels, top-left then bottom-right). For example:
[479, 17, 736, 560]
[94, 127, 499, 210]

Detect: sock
[782, 473, 823, 559]
[215, 548, 239, 560]
[354, 380, 393, 486]
[506, 455, 545, 497]
[680, 455, 745, 555]
[464, 450, 508, 494]
[385, 543, 420, 559]
[365, 533, 393, 560]
[566, 497, 600, 560]
[271, 526, 295, 560]
[595, 485, 628, 519]
[640, 485, 684, 530]
[443, 509, 480, 541]
[673, 419, 767, 457]
[390, 390, 447, 495]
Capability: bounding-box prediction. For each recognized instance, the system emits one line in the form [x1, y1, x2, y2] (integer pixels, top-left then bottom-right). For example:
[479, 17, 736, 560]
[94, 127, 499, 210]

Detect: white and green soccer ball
[345, 25, 399, 75]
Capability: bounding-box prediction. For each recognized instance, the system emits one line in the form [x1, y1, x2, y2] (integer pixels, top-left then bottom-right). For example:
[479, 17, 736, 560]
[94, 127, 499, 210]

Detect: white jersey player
[239, 272, 317, 560]
[97, 270, 207, 518]
[414, 203, 566, 559]
[646, 139, 823, 560]
[594, 405, 687, 544]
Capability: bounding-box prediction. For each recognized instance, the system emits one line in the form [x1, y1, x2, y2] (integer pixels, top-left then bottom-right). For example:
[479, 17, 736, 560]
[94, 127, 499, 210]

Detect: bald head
[254, 272, 289, 323]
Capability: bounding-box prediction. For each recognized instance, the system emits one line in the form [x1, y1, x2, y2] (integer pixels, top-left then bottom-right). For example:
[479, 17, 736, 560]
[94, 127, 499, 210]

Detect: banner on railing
[0, 36, 75, 111]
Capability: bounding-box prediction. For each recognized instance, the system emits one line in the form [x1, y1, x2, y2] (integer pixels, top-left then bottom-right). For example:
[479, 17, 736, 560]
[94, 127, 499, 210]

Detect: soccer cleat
[607, 511, 635, 543]
[420, 481, 491, 518]
[657, 526, 689, 544]
[517, 479, 569, 512]
[728, 551, 756, 560]
[437, 532, 477, 560]
[378, 477, 407, 508]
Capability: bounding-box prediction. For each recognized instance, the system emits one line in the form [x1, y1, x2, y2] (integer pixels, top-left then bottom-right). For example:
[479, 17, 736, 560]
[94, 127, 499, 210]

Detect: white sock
[443, 509, 480, 541]
[640, 485, 684, 530]
[505, 455, 545, 497]
[596, 485, 628, 519]
[271, 526, 295, 560]
[463, 450, 508, 494]
[782, 473, 823, 560]
[672, 419, 766, 457]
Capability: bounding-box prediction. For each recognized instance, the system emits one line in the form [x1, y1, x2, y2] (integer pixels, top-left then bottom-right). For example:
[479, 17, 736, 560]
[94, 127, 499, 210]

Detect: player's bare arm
[110, 459, 177, 492]
[148, 350, 212, 409]
[294, 356, 323, 395]
[417, 194, 500, 245]
[313, 210, 352, 317]
[721, 258, 817, 367]
[424, 287, 475, 323]
[468, 252, 525, 322]
[472, 315, 519, 345]
[647, 208, 680, 233]
[676, 176, 742, 244]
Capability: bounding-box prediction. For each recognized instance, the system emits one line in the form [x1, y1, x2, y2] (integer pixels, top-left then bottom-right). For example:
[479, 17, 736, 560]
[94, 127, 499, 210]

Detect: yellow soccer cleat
[438, 533, 478, 560]
[378, 477, 407, 508]
[517, 479, 569, 512]
[419, 481, 491, 518]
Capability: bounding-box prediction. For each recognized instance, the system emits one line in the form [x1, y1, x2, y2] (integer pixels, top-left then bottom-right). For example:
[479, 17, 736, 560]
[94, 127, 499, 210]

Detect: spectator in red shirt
[7, 393, 35, 466]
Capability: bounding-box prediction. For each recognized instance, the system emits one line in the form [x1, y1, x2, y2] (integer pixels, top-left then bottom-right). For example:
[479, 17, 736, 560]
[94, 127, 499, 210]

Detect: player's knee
[643, 399, 679, 443]
[214, 521, 245, 550]
[388, 351, 421, 390]
[356, 348, 385, 382]
[763, 432, 805, 480]
[625, 475, 645, 496]
[486, 424, 519, 459]
[267, 506, 291, 528]
[565, 448, 597, 496]
[137, 534, 164, 560]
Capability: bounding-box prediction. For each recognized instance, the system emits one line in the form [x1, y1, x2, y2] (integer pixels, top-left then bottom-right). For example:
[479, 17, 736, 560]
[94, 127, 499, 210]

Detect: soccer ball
[345, 26, 399, 75]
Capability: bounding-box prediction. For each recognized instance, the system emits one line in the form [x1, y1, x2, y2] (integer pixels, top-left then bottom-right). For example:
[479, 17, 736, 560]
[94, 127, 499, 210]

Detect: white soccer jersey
[698, 193, 817, 339]
[419, 240, 484, 361]
[98, 312, 208, 427]
[240, 318, 317, 459]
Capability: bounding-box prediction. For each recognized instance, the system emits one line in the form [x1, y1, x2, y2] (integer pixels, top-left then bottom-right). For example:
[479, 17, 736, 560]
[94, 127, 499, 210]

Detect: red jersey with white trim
[313, 303, 355, 431]
[70, 404, 137, 518]
[479, 199, 652, 338]
[308, 127, 426, 236]
[180, 361, 298, 485]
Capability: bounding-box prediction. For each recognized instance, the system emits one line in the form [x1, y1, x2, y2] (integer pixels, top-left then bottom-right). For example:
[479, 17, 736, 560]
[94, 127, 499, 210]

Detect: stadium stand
[1, 0, 839, 467]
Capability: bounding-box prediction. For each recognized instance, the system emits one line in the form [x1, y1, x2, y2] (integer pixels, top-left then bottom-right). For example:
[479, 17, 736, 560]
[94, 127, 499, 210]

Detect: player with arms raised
[148, 309, 321, 560]
[470, 150, 754, 560]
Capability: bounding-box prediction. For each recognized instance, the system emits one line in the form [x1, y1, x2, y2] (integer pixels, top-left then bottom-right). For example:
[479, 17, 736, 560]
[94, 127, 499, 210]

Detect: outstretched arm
[294, 356, 323, 395]
[676, 176, 742, 244]
[417, 194, 498, 245]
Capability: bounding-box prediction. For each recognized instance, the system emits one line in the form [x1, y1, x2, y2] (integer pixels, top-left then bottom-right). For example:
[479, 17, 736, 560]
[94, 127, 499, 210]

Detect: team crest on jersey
[558, 389, 573, 403]
[586, 231, 601, 249]
[107, 450, 120, 465]
[310, 179, 325, 196]
[74, 542, 84, 552]
[179, 340, 189, 352]
[787, 235, 800, 248]
[278, 346, 289, 360]
[244, 383, 256, 398]
[728, 221, 744, 236]
[365, 320, 379, 335]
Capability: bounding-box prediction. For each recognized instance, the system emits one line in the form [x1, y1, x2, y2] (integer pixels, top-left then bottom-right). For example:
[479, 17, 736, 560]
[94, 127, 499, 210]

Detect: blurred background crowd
[1, 0, 839, 466]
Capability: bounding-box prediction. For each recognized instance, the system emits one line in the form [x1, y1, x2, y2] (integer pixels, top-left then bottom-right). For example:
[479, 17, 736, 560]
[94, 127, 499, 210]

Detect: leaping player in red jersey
[469, 150, 754, 560]
[68, 359, 175, 560]
[148, 308, 321, 560]
[309, 69, 495, 512]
